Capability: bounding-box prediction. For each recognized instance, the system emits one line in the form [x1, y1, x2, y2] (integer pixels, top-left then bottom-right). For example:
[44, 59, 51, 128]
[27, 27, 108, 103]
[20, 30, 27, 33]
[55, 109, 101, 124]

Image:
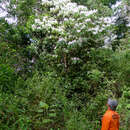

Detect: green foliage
[0, 0, 129, 129]
[117, 86, 130, 130]
[72, 0, 117, 6]
[0, 46, 129, 129]
[88, 69, 103, 82]
[0, 64, 16, 92]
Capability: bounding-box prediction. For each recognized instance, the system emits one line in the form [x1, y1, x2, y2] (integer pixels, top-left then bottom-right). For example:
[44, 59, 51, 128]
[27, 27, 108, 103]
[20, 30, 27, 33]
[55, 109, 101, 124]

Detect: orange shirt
[101, 109, 120, 130]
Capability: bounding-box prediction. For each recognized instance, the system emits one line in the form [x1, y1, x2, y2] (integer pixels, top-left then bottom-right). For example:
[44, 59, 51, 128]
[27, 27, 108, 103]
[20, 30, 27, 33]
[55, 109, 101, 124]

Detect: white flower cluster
[32, 0, 115, 45]
[101, 17, 117, 25]
[32, 16, 57, 29]
[103, 0, 129, 47]
[49, 1, 97, 18]
[42, 0, 90, 16]
[32, 16, 65, 34]
[32, 0, 100, 36]
[42, 0, 70, 6]
[111, 1, 122, 9]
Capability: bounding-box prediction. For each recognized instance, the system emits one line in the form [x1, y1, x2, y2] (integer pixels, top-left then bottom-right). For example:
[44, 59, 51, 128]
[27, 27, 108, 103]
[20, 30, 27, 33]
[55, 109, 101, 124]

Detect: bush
[0, 64, 17, 92]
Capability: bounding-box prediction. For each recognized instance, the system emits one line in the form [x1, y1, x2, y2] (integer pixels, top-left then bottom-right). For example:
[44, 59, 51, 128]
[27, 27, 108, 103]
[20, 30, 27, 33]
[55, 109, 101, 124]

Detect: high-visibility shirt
[101, 109, 120, 130]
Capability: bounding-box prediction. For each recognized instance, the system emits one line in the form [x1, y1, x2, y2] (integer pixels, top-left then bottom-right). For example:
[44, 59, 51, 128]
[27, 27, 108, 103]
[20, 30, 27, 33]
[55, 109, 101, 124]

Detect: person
[101, 99, 120, 130]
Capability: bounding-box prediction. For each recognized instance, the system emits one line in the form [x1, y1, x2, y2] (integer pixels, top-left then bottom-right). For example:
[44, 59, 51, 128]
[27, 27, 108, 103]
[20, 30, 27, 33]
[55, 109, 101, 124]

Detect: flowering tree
[26, 0, 117, 72]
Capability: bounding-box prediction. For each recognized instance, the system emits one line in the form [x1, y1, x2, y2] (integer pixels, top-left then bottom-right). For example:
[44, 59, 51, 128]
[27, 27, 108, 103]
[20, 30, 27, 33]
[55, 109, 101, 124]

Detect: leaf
[37, 109, 43, 113]
[126, 104, 130, 110]
[42, 119, 53, 124]
[48, 113, 56, 117]
[39, 101, 49, 109]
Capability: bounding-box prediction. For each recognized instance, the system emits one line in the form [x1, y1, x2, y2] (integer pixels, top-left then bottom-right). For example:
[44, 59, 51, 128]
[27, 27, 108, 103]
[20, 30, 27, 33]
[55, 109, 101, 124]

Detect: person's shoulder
[103, 110, 112, 119]
[112, 111, 120, 119]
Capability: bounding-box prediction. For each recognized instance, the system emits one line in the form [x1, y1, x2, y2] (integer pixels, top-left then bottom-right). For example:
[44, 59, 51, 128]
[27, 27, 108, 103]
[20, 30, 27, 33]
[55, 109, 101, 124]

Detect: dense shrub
[0, 64, 16, 92]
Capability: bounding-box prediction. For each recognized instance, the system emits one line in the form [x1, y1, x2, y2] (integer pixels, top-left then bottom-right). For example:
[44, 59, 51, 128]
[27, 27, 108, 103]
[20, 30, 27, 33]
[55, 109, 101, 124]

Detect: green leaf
[126, 104, 130, 110]
[39, 101, 49, 109]
[42, 119, 53, 124]
[37, 109, 43, 113]
[48, 113, 56, 117]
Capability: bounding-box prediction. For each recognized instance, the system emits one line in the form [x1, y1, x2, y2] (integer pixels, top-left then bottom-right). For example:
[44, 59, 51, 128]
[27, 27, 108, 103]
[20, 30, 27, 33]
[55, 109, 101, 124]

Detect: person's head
[107, 99, 118, 111]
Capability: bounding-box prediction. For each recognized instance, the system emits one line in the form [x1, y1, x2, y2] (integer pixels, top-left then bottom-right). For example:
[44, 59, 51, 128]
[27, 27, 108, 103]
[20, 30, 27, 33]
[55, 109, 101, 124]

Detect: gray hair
[107, 99, 118, 111]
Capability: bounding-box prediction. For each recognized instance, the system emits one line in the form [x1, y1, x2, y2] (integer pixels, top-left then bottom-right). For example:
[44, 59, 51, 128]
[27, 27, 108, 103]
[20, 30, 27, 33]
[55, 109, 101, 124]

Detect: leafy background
[0, 0, 129, 129]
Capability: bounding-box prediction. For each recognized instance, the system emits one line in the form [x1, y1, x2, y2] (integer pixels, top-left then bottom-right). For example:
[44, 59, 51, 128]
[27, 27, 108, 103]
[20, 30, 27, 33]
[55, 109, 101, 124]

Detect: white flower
[85, 18, 91, 22]
[77, 30, 81, 33]
[35, 19, 41, 23]
[68, 40, 76, 45]
[71, 57, 80, 61]
[58, 38, 66, 42]
[64, 18, 68, 21]
[85, 9, 97, 17]
[78, 5, 87, 11]
[37, 27, 41, 30]
[42, 0, 53, 6]
[52, 55, 58, 58]
[32, 24, 36, 29]
[111, 1, 122, 9]
[88, 25, 100, 34]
